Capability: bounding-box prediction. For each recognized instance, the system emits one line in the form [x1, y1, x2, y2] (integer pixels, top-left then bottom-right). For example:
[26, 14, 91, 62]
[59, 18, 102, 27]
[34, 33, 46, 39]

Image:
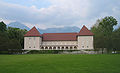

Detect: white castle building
[24, 25, 94, 50]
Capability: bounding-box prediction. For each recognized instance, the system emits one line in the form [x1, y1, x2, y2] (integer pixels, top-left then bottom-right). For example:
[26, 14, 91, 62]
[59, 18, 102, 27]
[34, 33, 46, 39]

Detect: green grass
[0, 54, 120, 73]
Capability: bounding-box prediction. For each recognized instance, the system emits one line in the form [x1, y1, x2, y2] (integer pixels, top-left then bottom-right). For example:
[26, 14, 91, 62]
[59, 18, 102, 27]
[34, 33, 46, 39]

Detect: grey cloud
[0, 0, 120, 29]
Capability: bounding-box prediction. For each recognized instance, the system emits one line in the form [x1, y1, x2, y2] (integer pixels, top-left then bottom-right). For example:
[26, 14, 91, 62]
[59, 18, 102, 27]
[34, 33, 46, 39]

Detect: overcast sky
[0, 0, 120, 29]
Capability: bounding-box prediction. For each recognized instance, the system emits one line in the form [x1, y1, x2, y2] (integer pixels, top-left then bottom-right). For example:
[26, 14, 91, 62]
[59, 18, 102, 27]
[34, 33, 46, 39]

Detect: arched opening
[74, 46, 77, 49]
[53, 47, 56, 50]
[66, 46, 68, 49]
[49, 46, 52, 49]
[45, 47, 48, 49]
[58, 47, 60, 50]
[70, 46, 73, 50]
[41, 47, 44, 49]
[61, 47, 64, 50]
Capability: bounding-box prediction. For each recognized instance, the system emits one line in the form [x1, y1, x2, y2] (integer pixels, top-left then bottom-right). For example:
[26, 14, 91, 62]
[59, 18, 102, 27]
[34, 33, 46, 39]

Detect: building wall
[78, 36, 93, 49]
[24, 36, 94, 50]
[24, 37, 42, 50]
[42, 41, 77, 46]
[41, 41, 77, 50]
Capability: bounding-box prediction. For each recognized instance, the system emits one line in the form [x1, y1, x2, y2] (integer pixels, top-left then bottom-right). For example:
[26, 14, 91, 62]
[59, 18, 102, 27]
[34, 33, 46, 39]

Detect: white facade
[24, 25, 94, 50]
[78, 36, 94, 50]
[24, 36, 94, 50]
[24, 37, 42, 50]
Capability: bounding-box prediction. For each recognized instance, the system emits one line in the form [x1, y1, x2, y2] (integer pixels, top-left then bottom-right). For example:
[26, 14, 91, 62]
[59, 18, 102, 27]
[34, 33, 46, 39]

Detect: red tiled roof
[43, 33, 77, 41]
[24, 26, 42, 37]
[24, 25, 94, 40]
[77, 25, 94, 36]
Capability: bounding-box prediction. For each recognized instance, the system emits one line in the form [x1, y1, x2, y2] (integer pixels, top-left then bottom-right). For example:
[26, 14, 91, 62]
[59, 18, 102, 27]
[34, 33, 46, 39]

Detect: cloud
[0, 0, 120, 29]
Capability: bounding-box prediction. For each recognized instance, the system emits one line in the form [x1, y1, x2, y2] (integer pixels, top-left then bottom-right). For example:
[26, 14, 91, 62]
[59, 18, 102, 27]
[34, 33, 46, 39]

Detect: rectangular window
[87, 46, 89, 48]
[82, 46, 84, 48]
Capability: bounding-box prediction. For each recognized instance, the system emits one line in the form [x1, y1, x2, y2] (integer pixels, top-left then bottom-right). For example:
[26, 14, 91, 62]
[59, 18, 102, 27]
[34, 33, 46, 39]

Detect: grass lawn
[0, 54, 120, 73]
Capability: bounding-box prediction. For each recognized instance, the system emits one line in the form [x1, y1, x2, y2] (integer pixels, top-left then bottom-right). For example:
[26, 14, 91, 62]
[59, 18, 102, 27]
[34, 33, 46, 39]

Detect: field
[0, 54, 120, 73]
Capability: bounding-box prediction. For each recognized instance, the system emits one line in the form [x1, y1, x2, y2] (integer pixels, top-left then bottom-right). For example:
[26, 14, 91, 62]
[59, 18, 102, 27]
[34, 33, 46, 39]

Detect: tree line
[0, 21, 27, 54]
[91, 16, 120, 53]
[0, 16, 120, 54]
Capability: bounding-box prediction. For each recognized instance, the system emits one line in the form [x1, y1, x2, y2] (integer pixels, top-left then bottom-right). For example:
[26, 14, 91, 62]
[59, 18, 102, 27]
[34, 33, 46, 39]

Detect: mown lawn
[0, 54, 120, 73]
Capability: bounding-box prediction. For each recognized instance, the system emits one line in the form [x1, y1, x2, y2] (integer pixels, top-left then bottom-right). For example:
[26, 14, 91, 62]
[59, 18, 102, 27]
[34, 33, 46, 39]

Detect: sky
[0, 0, 120, 29]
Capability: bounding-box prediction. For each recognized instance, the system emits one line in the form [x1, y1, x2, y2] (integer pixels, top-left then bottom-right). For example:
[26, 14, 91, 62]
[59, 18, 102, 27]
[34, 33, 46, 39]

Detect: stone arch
[41, 46, 44, 49]
[58, 46, 60, 50]
[70, 46, 73, 50]
[49, 46, 52, 50]
[45, 46, 48, 49]
[74, 46, 77, 49]
[61, 46, 64, 50]
[66, 46, 68, 49]
[53, 46, 56, 50]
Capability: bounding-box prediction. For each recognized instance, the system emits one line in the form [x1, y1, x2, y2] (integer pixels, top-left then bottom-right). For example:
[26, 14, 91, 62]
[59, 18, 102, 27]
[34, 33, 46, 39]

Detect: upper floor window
[82, 46, 84, 48]
[87, 46, 89, 48]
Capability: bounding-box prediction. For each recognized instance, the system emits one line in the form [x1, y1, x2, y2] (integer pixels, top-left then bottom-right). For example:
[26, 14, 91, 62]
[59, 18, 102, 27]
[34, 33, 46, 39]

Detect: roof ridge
[24, 26, 42, 37]
[78, 25, 94, 36]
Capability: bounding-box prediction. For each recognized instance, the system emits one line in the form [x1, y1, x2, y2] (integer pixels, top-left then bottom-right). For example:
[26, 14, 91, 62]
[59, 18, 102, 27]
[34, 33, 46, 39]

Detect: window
[34, 46, 35, 48]
[29, 47, 31, 48]
[87, 46, 89, 48]
[29, 38, 31, 40]
[82, 46, 84, 48]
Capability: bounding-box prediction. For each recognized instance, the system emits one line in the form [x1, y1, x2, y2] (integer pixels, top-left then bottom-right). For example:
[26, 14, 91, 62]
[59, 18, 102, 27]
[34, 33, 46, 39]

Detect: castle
[24, 25, 94, 50]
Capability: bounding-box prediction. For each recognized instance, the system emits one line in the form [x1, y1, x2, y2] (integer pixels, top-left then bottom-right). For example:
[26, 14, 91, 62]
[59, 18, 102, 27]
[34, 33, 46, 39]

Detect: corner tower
[77, 25, 94, 50]
[24, 26, 42, 50]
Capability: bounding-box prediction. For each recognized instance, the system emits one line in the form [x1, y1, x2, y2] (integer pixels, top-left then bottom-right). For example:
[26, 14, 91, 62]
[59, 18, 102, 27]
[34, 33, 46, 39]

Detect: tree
[7, 27, 27, 49]
[0, 21, 7, 32]
[99, 16, 117, 36]
[91, 16, 118, 53]
[112, 27, 120, 52]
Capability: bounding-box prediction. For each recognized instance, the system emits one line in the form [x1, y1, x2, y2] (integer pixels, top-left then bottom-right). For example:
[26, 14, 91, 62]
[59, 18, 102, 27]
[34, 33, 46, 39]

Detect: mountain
[38, 26, 80, 34]
[7, 21, 30, 30]
[7, 21, 80, 33]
